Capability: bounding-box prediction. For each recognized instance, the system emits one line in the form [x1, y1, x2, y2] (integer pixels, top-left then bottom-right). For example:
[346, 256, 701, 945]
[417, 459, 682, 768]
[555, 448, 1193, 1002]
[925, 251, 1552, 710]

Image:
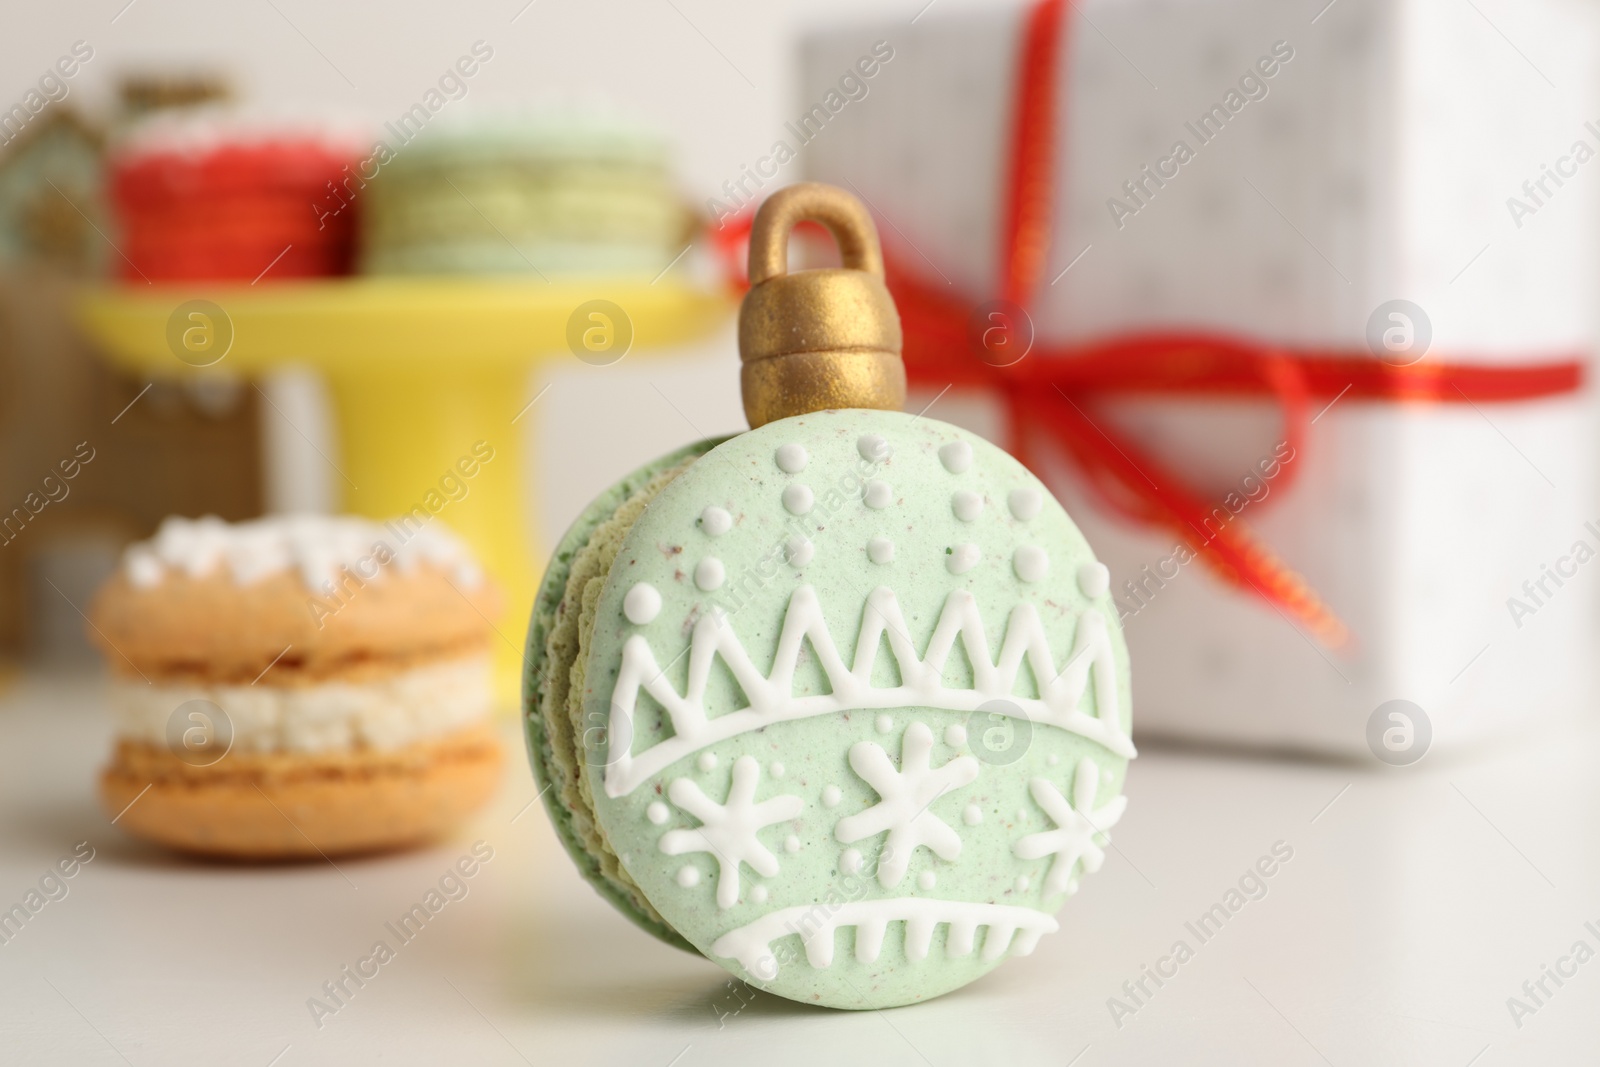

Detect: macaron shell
[581, 409, 1132, 1008]
[90, 565, 501, 684]
[523, 437, 723, 949]
[101, 723, 502, 858]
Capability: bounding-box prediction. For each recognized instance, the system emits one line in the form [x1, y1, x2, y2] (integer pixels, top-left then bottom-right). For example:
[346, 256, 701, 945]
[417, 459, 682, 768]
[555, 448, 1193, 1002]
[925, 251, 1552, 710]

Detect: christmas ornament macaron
[92, 514, 505, 859]
[524, 185, 1134, 1009]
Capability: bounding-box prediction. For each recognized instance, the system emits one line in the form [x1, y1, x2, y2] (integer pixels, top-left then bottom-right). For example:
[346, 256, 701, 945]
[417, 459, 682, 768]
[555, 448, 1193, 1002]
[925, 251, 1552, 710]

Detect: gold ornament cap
[738, 183, 906, 428]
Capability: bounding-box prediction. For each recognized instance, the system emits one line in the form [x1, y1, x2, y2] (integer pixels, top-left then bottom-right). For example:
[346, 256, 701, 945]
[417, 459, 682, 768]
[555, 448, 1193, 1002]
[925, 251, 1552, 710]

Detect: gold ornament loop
[746, 183, 885, 286]
[738, 183, 906, 429]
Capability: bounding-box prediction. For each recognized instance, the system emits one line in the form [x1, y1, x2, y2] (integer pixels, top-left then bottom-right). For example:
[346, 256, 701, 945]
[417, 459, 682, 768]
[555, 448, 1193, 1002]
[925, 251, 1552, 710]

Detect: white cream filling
[112, 657, 492, 754]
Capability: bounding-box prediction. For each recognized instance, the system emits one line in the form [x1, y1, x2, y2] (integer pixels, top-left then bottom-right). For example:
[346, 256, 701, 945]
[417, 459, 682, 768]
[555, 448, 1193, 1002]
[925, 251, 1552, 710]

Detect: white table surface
[2, 670, 1597, 1066]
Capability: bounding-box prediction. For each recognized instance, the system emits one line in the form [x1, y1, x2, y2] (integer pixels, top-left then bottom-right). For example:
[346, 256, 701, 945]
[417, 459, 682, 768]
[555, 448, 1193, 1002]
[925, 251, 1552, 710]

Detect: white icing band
[111, 657, 491, 754]
[867, 537, 895, 564]
[938, 441, 973, 474]
[947, 544, 980, 575]
[602, 585, 1134, 798]
[952, 491, 983, 522]
[711, 899, 1058, 978]
[624, 583, 662, 624]
[775, 443, 808, 473]
[782, 484, 815, 516]
[122, 514, 483, 591]
[700, 506, 733, 536]
[863, 480, 893, 509]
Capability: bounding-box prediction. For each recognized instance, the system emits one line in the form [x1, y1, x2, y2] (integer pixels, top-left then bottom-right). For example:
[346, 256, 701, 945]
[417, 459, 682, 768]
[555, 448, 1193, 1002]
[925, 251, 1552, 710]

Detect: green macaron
[523, 408, 1134, 1009]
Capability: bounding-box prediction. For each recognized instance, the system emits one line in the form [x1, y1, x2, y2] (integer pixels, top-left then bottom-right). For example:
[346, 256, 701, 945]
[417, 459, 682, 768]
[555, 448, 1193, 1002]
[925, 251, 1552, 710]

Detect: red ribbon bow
[713, 0, 1585, 646]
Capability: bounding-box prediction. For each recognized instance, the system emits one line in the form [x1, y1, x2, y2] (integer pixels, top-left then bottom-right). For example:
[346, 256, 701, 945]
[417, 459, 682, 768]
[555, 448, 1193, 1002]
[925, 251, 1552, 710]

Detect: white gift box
[799, 0, 1600, 757]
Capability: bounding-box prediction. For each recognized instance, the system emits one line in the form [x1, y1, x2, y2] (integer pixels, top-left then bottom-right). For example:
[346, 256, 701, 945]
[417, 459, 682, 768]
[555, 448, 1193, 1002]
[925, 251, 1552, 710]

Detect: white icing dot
[699, 506, 732, 536]
[840, 848, 864, 875]
[784, 835, 800, 854]
[770, 762, 786, 779]
[677, 866, 700, 888]
[776, 443, 809, 473]
[782, 483, 814, 516]
[1008, 487, 1042, 521]
[822, 785, 842, 808]
[1047, 753, 1060, 766]
[751, 884, 769, 904]
[1078, 561, 1111, 598]
[857, 434, 891, 463]
[1014, 545, 1049, 583]
[785, 536, 815, 567]
[695, 557, 726, 591]
[1017, 875, 1031, 892]
[952, 491, 984, 522]
[947, 544, 980, 575]
[623, 582, 661, 624]
[867, 536, 895, 564]
[945, 724, 968, 748]
[963, 804, 983, 826]
[698, 752, 718, 772]
[127, 553, 164, 587]
[1017, 809, 1029, 822]
[863, 480, 893, 509]
[917, 871, 936, 891]
[875, 714, 893, 734]
[646, 801, 669, 825]
[938, 440, 973, 473]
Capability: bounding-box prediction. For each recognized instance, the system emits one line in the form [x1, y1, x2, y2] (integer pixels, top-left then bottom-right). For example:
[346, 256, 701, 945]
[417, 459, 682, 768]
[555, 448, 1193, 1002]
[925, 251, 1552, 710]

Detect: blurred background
[0, 0, 863, 670]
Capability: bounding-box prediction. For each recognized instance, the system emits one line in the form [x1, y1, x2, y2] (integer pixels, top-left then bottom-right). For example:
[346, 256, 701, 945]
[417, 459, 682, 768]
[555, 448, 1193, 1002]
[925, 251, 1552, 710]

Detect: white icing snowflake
[660, 756, 803, 908]
[1013, 759, 1127, 896]
[835, 721, 980, 888]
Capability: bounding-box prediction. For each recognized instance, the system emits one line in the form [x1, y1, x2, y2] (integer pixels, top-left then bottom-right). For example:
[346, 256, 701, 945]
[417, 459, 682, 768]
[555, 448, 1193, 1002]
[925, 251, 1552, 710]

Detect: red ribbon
[709, 0, 1585, 647]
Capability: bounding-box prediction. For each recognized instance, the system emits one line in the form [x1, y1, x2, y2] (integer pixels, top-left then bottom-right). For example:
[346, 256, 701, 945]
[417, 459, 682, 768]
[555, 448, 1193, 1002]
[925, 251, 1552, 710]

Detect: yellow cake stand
[80, 277, 734, 702]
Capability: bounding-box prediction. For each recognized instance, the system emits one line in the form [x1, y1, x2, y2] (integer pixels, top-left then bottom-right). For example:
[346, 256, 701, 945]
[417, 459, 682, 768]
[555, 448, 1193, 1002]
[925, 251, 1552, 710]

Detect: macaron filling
[110, 655, 492, 754]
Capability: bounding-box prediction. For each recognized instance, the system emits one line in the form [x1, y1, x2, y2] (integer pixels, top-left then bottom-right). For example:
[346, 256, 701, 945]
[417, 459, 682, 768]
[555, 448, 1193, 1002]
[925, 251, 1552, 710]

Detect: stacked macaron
[93, 514, 503, 858]
[359, 115, 693, 277]
[109, 113, 362, 282]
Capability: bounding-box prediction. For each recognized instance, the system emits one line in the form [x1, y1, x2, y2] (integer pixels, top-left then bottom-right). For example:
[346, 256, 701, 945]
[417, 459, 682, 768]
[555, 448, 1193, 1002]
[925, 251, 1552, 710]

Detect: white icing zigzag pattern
[602, 584, 1133, 797]
[710, 898, 1059, 979]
